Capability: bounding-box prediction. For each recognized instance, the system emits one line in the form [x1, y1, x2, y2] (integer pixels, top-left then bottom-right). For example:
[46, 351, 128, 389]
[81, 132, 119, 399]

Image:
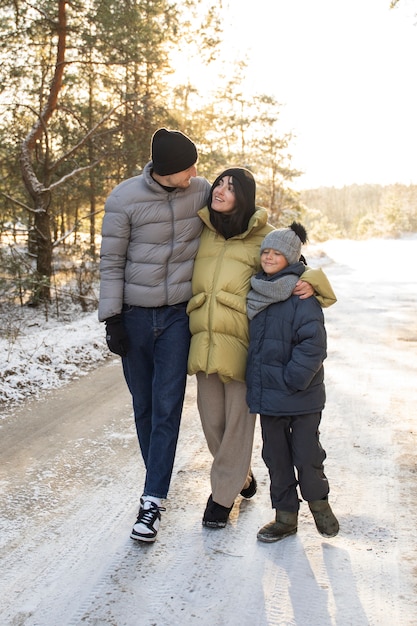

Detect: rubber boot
[257, 510, 298, 543]
[308, 499, 339, 537]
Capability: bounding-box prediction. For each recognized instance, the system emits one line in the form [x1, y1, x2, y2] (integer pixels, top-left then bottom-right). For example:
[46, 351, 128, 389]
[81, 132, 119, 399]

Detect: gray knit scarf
[247, 263, 305, 320]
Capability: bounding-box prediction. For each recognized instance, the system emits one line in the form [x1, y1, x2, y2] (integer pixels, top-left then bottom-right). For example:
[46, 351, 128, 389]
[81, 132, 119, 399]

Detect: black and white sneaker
[130, 499, 165, 543]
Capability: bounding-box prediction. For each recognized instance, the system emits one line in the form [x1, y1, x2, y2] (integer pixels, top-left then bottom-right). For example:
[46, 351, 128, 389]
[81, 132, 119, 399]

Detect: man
[98, 128, 211, 543]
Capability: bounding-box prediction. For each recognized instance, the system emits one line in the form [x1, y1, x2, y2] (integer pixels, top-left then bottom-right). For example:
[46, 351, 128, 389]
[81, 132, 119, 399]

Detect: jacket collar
[198, 205, 269, 238]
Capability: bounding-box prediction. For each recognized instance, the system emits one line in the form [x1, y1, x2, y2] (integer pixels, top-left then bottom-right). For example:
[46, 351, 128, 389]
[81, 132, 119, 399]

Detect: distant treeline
[299, 183, 417, 241]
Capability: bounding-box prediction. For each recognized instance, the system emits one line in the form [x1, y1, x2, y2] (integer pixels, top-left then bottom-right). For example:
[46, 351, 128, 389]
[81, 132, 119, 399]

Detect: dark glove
[105, 315, 129, 356]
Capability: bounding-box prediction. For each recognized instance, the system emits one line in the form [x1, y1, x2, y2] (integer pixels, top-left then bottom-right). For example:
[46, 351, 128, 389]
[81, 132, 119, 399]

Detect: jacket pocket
[186, 292, 206, 315]
[216, 290, 247, 315]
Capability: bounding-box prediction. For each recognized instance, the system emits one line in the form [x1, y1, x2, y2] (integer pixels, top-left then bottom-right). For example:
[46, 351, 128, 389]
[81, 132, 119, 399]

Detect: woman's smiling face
[211, 176, 236, 214]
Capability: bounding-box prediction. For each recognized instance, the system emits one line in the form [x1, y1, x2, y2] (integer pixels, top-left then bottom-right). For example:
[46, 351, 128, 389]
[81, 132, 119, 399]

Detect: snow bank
[0, 309, 108, 408]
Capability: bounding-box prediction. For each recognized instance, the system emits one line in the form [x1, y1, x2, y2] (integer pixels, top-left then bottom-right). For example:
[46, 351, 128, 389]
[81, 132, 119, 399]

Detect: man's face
[164, 164, 197, 188]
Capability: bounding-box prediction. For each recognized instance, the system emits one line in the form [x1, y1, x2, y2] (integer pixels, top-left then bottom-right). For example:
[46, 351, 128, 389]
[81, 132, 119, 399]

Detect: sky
[196, 0, 417, 189]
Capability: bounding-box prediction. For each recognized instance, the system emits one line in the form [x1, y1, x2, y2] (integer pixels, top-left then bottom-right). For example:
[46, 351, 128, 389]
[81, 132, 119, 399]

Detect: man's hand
[293, 280, 314, 299]
[105, 315, 129, 356]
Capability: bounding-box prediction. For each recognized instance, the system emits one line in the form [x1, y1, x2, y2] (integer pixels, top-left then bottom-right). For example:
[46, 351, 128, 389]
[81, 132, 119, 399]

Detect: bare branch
[47, 160, 102, 192]
[48, 102, 127, 174]
[52, 207, 102, 247]
[22, 1, 58, 25]
[0, 191, 36, 213]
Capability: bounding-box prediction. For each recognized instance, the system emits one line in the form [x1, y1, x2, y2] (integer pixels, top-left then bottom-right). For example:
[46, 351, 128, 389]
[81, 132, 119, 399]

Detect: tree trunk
[19, 0, 67, 305]
[33, 204, 53, 303]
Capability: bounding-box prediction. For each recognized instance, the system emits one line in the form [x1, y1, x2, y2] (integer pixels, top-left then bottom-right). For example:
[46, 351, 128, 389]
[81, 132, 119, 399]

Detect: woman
[187, 167, 335, 529]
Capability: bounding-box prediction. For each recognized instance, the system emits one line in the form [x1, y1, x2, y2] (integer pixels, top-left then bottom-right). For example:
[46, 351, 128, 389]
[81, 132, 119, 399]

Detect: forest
[1, 0, 415, 314]
[300, 183, 417, 241]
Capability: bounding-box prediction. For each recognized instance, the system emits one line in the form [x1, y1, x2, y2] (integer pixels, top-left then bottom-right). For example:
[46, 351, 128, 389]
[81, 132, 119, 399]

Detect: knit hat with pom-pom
[260, 222, 308, 265]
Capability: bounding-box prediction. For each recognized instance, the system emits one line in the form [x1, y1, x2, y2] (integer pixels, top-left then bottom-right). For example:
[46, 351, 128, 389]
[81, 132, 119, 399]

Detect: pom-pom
[289, 221, 307, 244]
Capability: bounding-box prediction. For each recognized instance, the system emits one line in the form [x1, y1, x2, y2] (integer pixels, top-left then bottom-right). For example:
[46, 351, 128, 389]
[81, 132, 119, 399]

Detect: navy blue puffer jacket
[246, 293, 327, 416]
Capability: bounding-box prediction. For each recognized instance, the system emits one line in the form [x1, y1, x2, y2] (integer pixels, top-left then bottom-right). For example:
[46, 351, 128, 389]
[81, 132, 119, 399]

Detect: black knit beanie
[151, 128, 198, 175]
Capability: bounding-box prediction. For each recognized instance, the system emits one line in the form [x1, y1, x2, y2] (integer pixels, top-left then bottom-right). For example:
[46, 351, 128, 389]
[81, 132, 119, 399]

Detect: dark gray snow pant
[260, 411, 329, 512]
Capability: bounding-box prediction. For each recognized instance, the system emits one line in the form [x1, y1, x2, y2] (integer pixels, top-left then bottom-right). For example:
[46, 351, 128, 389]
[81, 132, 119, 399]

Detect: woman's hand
[293, 280, 314, 299]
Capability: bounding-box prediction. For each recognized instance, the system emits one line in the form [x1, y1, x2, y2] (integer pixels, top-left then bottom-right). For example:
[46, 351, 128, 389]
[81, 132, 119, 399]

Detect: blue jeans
[121, 303, 190, 499]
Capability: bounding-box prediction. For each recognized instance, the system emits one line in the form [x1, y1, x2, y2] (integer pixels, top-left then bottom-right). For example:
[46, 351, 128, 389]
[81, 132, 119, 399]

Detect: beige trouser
[196, 372, 256, 508]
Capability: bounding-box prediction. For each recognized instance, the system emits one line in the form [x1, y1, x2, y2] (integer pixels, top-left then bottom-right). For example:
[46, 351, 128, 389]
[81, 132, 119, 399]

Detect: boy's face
[260, 248, 289, 276]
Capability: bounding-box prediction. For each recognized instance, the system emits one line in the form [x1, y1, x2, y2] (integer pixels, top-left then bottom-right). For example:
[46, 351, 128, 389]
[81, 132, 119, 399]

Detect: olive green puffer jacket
[187, 206, 274, 383]
[187, 206, 336, 384]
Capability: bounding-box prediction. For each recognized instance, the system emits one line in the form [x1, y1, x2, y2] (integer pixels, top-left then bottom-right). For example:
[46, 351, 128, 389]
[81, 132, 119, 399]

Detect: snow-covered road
[1, 238, 416, 625]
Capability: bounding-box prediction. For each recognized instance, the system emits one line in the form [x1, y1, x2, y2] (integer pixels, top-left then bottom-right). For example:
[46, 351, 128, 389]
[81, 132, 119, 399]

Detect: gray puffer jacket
[98, 162, 211, 321]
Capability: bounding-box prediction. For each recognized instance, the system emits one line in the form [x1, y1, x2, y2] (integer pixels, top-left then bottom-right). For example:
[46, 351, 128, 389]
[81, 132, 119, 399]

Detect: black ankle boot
[202, 495, 233, 529]
[240, 472, 257, 499]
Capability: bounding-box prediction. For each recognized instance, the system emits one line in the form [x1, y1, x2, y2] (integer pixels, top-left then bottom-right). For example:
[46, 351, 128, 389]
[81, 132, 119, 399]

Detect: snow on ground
[0, 237, 416, 625]
[1, 235, 415, 409]
[0, 305, 108, 408]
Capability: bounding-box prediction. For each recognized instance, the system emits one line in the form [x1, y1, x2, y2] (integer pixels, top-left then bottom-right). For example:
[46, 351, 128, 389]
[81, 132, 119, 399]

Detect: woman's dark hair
[208, 167, 256, 239]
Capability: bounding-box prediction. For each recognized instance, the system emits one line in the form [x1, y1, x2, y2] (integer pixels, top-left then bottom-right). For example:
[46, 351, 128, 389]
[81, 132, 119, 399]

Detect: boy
[246, 223, 339, 542]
